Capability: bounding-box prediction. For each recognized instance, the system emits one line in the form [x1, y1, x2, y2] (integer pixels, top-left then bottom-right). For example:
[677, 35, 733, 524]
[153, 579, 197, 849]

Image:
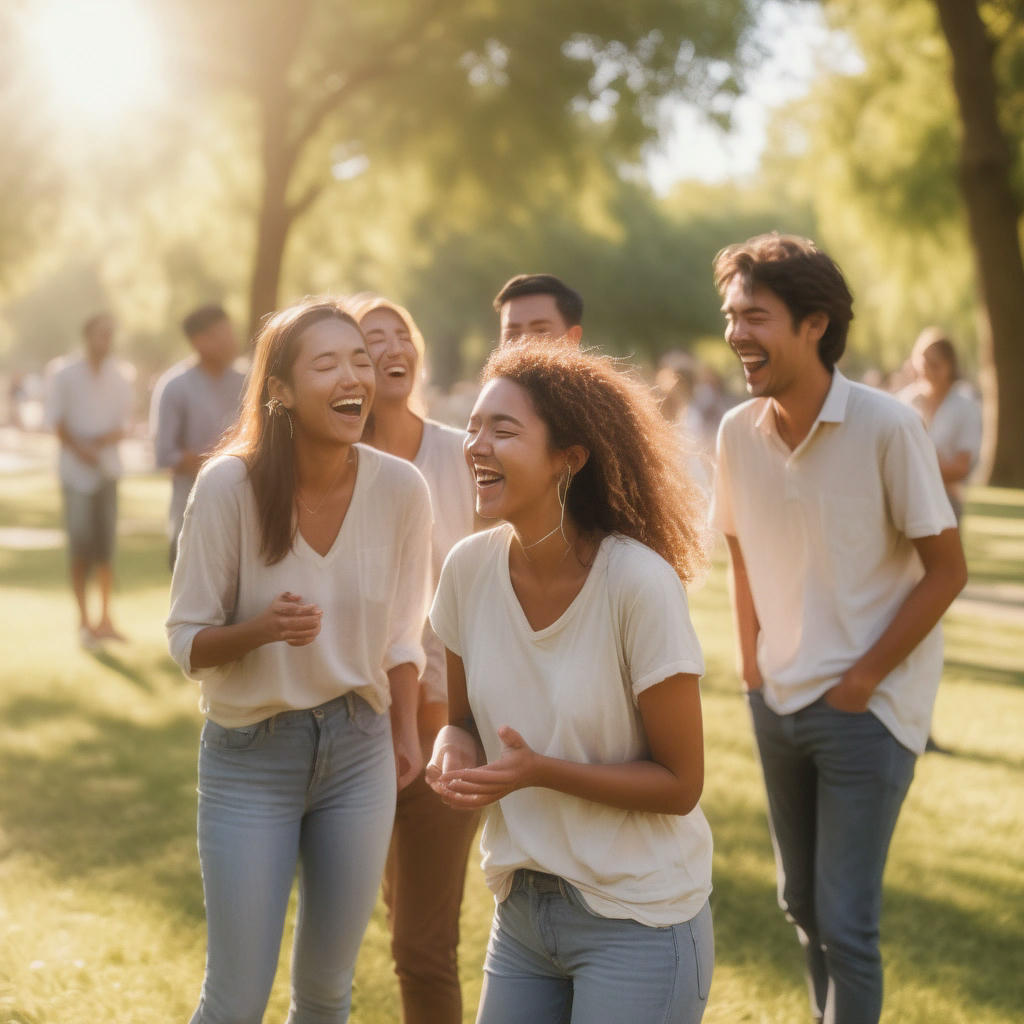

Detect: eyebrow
[720, 303, 771, 316]
[469, 412, 526, 428]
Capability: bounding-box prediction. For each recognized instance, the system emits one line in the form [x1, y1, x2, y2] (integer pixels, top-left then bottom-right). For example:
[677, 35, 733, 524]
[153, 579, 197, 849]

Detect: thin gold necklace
[296, 451, 354, 516]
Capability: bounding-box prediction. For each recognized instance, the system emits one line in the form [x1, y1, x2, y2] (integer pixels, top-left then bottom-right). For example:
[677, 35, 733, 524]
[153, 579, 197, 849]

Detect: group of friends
[43, 234, 977, 1024]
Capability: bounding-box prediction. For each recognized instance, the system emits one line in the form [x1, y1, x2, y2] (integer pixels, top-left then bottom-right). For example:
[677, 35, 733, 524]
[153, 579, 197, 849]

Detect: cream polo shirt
[430, 526, 712, 928]
[413, 420, 476, 704]
[711, 371, 956, 755]
[166, 446, 433, 728]
[45, 353, 135, 493]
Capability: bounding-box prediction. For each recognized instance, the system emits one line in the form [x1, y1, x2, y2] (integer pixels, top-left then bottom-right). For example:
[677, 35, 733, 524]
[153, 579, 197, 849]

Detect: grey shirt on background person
[150, 360, 245, 558]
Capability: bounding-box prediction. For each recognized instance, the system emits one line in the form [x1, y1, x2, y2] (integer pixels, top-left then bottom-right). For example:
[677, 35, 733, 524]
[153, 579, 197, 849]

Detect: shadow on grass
[708, 801, 1024, 1019]
[0, 691, 204, 921]
[943, 659, 1024, 691]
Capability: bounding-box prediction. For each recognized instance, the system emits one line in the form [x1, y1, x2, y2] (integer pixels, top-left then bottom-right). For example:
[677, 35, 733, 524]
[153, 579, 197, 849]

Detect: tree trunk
[932, 0, 1024, 487]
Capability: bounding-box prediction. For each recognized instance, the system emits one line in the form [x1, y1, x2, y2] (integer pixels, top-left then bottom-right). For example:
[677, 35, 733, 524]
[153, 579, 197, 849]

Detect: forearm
[532, 755, 702, 816]
[388, 662, 420, 739]
[725, 536, 762, 686]
[189, 616, 270, 669]
[846, 537, 967, 694]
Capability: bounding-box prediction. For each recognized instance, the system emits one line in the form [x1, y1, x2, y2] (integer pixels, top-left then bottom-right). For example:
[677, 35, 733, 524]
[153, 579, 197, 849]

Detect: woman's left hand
[437, 725, 541, 808]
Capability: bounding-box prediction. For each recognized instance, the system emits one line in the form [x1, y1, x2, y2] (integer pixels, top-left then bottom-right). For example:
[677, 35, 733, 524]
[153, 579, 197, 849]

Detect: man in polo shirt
[150, 304, 244, 569]
[493, 273, 583, 346]
[46, 312, 135, 648]
[710, 233, 967, 1024]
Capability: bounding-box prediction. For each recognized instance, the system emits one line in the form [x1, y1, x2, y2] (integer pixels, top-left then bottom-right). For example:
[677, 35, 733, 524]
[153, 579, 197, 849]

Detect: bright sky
[646, 1, 863, 193]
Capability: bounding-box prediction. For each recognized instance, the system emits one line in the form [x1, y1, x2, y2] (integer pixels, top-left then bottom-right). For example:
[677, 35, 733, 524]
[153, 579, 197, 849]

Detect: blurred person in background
[167, 298, 432, 1024]
[349, 293, 480, 1024]
[45, 312, 135, 649]
[150, 304, 245, 569]
[898, 327, 982, 522]
[493, 274, 583, 347]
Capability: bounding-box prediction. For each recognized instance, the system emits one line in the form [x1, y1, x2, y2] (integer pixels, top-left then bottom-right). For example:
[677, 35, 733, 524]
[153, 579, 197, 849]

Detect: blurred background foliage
[1, 0, 1022, 432]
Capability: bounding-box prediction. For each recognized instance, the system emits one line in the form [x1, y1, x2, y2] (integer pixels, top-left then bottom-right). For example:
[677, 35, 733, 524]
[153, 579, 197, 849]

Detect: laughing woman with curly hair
[426, 342, 714, 1024]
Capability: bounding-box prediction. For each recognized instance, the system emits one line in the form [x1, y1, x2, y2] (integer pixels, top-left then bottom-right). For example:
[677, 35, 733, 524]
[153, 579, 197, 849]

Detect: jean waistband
[266, 692, 359, 733]
[513, 868, 568, 896]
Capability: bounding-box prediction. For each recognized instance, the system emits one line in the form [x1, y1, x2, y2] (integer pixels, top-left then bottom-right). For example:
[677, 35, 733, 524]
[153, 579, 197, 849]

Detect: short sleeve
[954, 395, 983, 468]
[165, 458, 244, 678]
[883, 413, 957, 539]
[614, 542, 705, 700]
[709, 420, 736, 536]
[151, 374, 184, 470]
[429, 547, 463, 657]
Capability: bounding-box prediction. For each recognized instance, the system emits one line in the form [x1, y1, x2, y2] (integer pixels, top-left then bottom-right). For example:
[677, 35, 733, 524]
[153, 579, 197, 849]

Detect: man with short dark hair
[492, 273, 583, 346]
[710, 233, 967, 1024]
[150, 304, 244, 568]
[46, 312, 135, 647]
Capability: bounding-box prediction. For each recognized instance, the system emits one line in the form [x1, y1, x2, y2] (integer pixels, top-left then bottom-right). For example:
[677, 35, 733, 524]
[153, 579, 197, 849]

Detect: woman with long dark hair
[167, 298, 432, 1023]
[427, 342, 714, 1023]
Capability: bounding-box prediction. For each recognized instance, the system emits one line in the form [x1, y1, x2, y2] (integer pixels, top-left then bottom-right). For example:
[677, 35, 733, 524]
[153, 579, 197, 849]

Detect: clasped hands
[425, 724, 539, 808]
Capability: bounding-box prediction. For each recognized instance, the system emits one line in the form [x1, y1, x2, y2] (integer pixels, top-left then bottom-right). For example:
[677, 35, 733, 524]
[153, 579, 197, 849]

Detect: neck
[198, 355, 228, 377]
[771, 363, 834, 450]
[923, 378, 952, 402]
[510, 507, 579, 576]
[86, 352, 105, 371]
[363, 400, 422, 458]
[293, 438, 355, 492]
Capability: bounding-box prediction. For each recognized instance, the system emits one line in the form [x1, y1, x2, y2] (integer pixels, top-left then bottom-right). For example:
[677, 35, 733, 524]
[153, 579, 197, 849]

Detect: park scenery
[2, 1, 1024, 1023]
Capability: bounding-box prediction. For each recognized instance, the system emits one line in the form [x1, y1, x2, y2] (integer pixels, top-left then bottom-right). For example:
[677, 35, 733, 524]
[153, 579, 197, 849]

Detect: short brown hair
[713, 233, 854, 371]
[481, 342, 708, 584]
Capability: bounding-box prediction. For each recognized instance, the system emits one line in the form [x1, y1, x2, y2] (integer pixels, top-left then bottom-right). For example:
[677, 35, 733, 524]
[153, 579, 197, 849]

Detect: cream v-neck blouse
[167, 446, 433, 727]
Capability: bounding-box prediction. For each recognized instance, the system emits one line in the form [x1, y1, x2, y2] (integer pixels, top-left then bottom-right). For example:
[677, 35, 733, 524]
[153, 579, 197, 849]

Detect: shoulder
[718, 397, 763, 434]
[195, 454, 249, 495]
[155, 360, 194, 398]
[845, 379, 922, 432]
[424, 418, 468, 450]
[445, 524, 509, 572]
[359, 444, 430, 500]
[108, 358, 137, 384]
[604, 534, 679, 591]
[947, 382, 981, 413]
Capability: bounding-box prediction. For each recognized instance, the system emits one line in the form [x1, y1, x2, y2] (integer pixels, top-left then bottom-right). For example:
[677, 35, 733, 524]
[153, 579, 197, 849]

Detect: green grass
[1, 473, 1022, 1023]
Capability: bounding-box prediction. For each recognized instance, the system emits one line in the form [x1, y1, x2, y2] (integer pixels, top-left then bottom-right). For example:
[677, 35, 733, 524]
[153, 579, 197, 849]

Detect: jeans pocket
[685, 902, 714, 1000]
[201, 718, 269, 751]
[351, 696, 390, 738]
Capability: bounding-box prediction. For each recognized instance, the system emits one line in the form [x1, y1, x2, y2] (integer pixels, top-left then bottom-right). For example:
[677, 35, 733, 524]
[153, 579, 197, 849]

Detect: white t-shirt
[167, 446, 433, 728]
[711, 371, 957, 754]
[413, 419, 476, 703]
[45, 354, 135, 493]
[430, 525, 712, 928]
[899, 381, 982, 506]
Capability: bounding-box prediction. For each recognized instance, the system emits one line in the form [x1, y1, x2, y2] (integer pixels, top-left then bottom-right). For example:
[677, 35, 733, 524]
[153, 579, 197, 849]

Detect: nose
[466, 429, 490, 458]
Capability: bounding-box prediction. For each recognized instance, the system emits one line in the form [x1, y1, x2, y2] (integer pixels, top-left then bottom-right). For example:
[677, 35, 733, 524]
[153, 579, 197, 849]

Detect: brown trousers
[383, 769, 481, 1024]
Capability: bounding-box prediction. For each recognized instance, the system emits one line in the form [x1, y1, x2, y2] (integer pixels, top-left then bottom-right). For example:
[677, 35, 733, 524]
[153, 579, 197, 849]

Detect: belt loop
[345, 692, 356, 719]
[268, 714, 276, 736]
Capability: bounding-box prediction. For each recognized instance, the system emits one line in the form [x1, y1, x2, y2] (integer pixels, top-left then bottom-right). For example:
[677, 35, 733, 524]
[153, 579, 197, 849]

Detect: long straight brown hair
[215, 298, 363, 565]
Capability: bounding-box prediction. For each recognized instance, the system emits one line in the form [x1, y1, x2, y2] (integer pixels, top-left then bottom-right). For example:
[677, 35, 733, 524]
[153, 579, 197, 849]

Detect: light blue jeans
[747, 690, 917, 1024]
[190, 692, 396, 1024]
[477, 869, 713, 1024]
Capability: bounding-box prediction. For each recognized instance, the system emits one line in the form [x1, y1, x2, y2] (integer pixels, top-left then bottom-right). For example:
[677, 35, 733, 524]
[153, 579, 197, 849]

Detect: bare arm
[189, 592, 322, 669]
[425, 649, 484, 784]
[725, 534, 763, 691]
[938, 450, 972, 485]
[826, 528, 967, 711]
[388, 660, 423, 791]
[435, 672, 704, 816]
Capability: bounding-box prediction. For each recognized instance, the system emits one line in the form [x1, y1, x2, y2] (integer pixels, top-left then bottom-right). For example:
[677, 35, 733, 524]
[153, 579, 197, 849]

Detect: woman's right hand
[261, 591, 322, 647]
[425, 725, 484, 795]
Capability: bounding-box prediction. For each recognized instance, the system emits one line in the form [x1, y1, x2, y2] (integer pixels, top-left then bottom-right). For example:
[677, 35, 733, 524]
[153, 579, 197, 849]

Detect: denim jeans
[747, 690, 916, 1024]
[477, 869, 713, 1024]
[190, 693, 396, 1024]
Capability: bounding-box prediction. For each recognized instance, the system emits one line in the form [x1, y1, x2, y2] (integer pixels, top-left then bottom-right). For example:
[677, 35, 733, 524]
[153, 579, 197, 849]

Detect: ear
[565, 325, 583, 345]
[565, 444, 589, 476]
[804, 311, 829, 347]
[267, 375, 294, 409]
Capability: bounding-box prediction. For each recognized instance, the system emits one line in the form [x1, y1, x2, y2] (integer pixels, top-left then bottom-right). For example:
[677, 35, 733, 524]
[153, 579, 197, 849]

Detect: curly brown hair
[481, 342, 709, 584]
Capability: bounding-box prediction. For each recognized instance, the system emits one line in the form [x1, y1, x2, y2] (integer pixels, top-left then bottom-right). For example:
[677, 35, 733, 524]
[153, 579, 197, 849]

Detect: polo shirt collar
[753, 369, 852, 444]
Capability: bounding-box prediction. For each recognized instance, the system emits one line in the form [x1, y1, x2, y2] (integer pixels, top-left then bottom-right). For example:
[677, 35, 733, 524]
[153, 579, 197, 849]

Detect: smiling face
[499, 293, 580, 347]
[272, 317, 376, 446]
[359, 306, 419, 405]
[721, 277, 826, 399]
[464, 377, 568, 525]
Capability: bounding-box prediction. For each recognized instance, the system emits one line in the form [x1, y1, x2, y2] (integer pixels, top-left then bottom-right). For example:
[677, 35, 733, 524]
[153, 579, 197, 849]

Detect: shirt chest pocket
[358, 545, 392, 606]
[818, 493, 876, 586]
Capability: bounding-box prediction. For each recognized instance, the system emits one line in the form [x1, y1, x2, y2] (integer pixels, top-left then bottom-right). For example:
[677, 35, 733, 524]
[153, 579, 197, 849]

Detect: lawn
[1, 467, 1022, 1023]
